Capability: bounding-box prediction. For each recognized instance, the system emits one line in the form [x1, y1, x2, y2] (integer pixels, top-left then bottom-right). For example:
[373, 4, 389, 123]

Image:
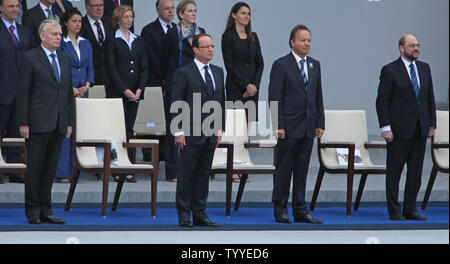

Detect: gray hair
[85, 0, 104, 6]
[38, 18, 60, 34]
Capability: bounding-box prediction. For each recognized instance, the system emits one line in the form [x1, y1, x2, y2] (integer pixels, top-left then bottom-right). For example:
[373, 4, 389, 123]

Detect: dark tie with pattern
[300, 59, 308, 89]
[45, 8, 53, 19]
[50, 53, 60, 83]
[409, 63, 420, 98]
[203, 65, 215, 97]
[94, 21, 105, 44]
[9, 25, 18, 47]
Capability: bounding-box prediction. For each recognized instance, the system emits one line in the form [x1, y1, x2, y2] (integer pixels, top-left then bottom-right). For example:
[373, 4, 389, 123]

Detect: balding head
[399, 34, 420, 62]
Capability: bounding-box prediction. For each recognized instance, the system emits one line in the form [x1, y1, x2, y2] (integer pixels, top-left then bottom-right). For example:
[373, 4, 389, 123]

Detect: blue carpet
[0, 203, 448, 231]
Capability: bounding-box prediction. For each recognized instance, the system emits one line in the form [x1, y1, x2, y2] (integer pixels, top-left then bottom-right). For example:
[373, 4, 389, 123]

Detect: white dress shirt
[292, 50, 309, 80]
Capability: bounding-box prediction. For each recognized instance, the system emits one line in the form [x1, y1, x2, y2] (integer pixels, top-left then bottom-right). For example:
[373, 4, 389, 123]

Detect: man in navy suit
[0, 0, 34, 184]
[140, 0, 177, 175]
[268, 25, 325, 224]
[171, 34, 225, 227]
[22, 0, 63, 47]
[376, 34, 436, 221]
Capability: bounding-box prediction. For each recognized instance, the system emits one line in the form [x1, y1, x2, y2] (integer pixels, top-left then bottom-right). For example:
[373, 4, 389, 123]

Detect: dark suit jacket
[0, 21, 34, 104]
[221, 30, 264, 97]
[22, 3, 63, 47]
[79, 15, 114, 85]
[58, 37, 95, 88]
[161, 26, 206, 93]
[268, 52, 325, 139]
[141, 18, 177, 86]
[16, 47, 74, 135]
[105, 32, 148, 99]
[376, 57, 436, 139]
[171, 61, 225, 145]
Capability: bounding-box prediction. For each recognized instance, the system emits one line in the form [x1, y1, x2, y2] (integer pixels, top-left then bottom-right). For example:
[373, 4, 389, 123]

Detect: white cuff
[174, 131, 185, 137]
[381, 125, 391, 132]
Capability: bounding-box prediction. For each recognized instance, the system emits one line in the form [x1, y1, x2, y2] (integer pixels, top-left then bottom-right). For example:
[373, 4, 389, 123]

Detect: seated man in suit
[16, 18, 73, 225]
[22, 0, 63, 47]
[171, 33, 225, 227]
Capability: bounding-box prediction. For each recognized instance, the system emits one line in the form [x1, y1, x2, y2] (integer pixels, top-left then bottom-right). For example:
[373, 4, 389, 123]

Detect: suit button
[130, 61, 134, 64]
[130, 70, 134, 73]
[78, 68, 81, 71]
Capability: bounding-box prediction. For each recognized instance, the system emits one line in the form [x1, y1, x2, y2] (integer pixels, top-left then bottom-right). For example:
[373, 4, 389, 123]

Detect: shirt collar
[63, 35, 86, 45]
[115, 29, 137, 41]
[39, 1, 52, 14]
[401, 56, 417, 69]
[194, 58, 210, 71]
[159, 18, 172, 29]
[291, 50, 308, 64]
[87, 14, 103, 25]
[41, 44, 57, 58]
[1, 17, 17, 30]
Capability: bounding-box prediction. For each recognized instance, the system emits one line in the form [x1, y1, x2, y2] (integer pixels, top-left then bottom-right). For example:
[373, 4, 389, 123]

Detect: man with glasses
[80, 0, 113, 86]
[140, 0, 177, 175]
[376, 34, 437, 221]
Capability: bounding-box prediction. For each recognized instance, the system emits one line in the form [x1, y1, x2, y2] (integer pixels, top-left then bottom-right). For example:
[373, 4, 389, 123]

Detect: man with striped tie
[376, 34, 436, 221]
[268, 24, 325, 224]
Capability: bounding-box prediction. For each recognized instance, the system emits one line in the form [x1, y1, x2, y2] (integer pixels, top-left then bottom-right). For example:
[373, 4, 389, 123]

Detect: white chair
[422, 110, 449, 209]
[310, 110, 387, 216]
[211, 109, 276, 216]
[0, 138, 26, 175]
[65, 98, 159, 218]
[88, 85, 106, 98]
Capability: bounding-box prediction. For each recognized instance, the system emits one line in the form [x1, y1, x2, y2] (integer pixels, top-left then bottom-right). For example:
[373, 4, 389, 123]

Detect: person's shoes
[294, 214, 323, 224]
[125, 174, 137, 183]
[193, 217, 219, 227]
[404, 212, 427, 221]
[275, 212, 292, 224]
[54, 177, 71, 183]
[40, 215, 66, 224]
[179, 218, 194, 227]
[9, 174, 25, 183]
[389, 214, 406, 221]
[28, 216, 41, 224]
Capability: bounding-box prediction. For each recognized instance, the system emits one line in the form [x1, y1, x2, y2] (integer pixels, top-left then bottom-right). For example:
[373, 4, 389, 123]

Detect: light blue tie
[300, 59, 308, 89]
[409, 63, 419, 98]
[50, 53, 60, 83]
[45, 8, 54, 19]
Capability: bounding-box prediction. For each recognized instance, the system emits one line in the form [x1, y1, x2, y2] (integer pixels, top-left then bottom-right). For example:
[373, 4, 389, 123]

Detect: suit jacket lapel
[288, 53, 307, 91]
[38, 47, 59, 84]
[0, 21, 18, 48]
[395, 57, 418, 98]
[191, 62, 210, 97]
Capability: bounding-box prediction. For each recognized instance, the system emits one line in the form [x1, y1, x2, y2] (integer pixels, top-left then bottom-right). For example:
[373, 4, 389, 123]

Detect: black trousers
[122, 98, 139, 164]
[25, 130, 64, 218]
[175, 139, 216, 220]
[0, 102, 23, 164]
[386, 122, 426, 216]
[272, 136, 314, 217]
[163, 92, 178, 180]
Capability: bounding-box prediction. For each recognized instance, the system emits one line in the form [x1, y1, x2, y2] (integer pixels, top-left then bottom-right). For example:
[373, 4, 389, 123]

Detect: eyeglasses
[198, 45, 215, 49]
[89, 4, 104, 8]
[405, 44, 420, 48]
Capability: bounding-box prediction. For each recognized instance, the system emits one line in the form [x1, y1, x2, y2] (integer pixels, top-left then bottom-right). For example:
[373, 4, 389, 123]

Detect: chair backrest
[133, 86, 166, 136]
[75, 98, 128, 166]
[88, 85, 106, 98]
[433, 110, 449, 169]
[320, 110, 370, 167]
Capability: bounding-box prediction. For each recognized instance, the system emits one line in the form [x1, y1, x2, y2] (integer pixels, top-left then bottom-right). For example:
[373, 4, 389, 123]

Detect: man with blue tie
[268, 25, 325, 224]
[22, 0, 63, 47]
[376, 34, 436, 221]
[0, 0, 34, 184]
[16, 19, 73, 224]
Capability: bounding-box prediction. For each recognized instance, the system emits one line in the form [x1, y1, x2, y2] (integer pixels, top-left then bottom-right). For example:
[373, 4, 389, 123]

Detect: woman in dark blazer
[106, 5, 148, 183]
[222, 2, 264, 124]
[55, 8, 95, 183]
[222, 2, 264, 183]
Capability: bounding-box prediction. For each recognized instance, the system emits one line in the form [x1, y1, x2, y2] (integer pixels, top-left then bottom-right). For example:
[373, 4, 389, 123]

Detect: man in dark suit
[140, 0, 176, 176]
[22, 0, 63, 47]
[79, 0, 113, 86]
[268, 25, 325, 224]
[171, 34, 225, 227]
[103, 0, 132, 31]
[0, 0, 34, 184]
[376, 34, 436, 221]
[16, 19, 73, 225]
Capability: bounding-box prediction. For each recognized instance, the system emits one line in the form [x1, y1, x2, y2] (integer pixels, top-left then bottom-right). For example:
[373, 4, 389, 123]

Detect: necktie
[94, 21, 105, 44]
[203, 65, 215, 97]
[409, 63, 420, 98]
[114, 0, 119, 8]
[45, 8, 53, 19]
[166, 24, 171, 33]
[9, 25, 18, 47]
[50, 53, 60, 83]
[300, 59, 308, 88]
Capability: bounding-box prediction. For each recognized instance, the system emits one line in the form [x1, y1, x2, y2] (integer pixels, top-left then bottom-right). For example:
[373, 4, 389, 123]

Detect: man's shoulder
[210, 63, 224, 73]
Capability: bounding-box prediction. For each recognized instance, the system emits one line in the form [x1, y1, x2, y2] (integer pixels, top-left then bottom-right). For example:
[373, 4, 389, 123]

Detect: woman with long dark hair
[222, 2, 264, 183]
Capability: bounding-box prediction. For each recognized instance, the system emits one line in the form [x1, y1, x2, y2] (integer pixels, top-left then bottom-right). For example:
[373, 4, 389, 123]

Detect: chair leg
[101, 171, 110, 217]
[346, 172, 354, 216]
[354, 174, 368, 211]
[310, 166, 325, 211]
[421, 166, 438, 210]
[112, 175, 125, 212]
[234, 174, 248, 212]
[210, 173, 215, 180]
[226, 172, 232, 217]
[64, 167, 80, 211]
[151, 171, 158, 218]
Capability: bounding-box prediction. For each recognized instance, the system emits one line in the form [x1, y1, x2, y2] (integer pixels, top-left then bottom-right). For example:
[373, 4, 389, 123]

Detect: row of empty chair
[1, 86, 448, 218]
